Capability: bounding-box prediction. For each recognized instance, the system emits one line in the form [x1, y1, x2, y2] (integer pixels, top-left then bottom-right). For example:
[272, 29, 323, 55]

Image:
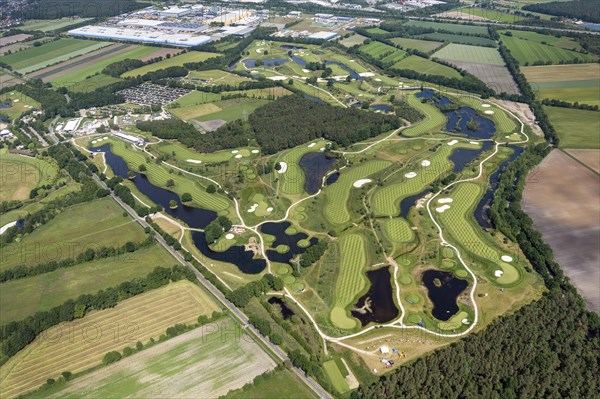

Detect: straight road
[92, 175, 332, 399]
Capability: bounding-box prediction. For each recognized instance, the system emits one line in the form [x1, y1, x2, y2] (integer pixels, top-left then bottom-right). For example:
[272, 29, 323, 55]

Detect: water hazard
[422, 269, 468, 321]
[352, 267, 399, 326]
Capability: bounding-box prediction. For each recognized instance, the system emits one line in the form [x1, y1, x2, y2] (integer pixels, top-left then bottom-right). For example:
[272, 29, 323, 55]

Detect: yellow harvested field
[0, 281, 220, 399]
[522, 64, 600, 82]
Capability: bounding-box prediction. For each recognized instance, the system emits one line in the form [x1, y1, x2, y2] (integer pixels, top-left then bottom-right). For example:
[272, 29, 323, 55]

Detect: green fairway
[544, 106, 600, 149]
[0, 245, 176, 323]
[194, 98, 271, 123]
[0, 153, 57, 201]
[0, 39, 110, 73]
[392, 56, 462, 79]
[331, 234, 368, 329]
[0, 197, 148, 271]
[359, 41, 407, 64]
[499, 34, 595, 65]
[0, 91, 40, 122]
[401, 93, 447, 137]
[323, 360, 350, 394]
[188, 69, 251, 84]
[432, 43, 505, 65]
[384, 218, 414, 242]
[153, 141, 235, 164]
[390, 37, 443, 53]
[122, 51, 221, 77]
[324, 160, 391, 225]
[102, 139, 230, 211]
[51, 46, 158, 87]
[458, 97, 517, 134]
[277, 140, 327, 196]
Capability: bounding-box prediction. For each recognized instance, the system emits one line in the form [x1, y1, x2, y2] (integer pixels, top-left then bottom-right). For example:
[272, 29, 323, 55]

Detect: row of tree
[523, 0, 600, 23]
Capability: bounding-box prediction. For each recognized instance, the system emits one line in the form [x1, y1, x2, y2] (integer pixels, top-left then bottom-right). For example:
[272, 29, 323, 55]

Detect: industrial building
[69, 25, 212, 47]
[114, 132, 145, 146]
[308, 31, 338, 40]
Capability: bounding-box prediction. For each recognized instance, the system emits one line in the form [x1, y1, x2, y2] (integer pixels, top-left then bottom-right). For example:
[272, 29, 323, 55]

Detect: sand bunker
[484, 110, 494, 115]
[187, 159, 202, 164]
[232, 150, 239, 154]
[266, 207, 273, 212]
[308, 143, 316, 148]
[235, 154, 242, 159]
[494, 270, 504, 277]
[469, 141, 479, 145]
[438, 198, 453, 204]
[462, 318, 469, 325]
[251, 149, 259, 154]
[501, 255, 513, 262]
[375, 78, 381, 82]
[247, 203, 258, 213]
[91, 140, 97, 144]
[448, 140, 459, 146]
[405, 172, 417, 179]
[277, 162, 287, 173]
[320, 147, 325, 152]
[482, 104, 491, 108]
[421, 160, 431, 167]
[302, 69, 310, 73]
[360, 72, 375, 77]
[353, 178, 372, 188]
[225, 233, 235, 240]
[436, 205, 451, 213]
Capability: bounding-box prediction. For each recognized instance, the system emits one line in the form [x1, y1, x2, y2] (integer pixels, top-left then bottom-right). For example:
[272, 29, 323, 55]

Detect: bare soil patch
[199, 119, 227, 132]
[493, 99, 544, 137]
[523, 150, 600, 313]
[449, 61, 520, 95]
[433, 11, 492, 21]
[565, 149, 600, 174]
[0, 34, 32, 47]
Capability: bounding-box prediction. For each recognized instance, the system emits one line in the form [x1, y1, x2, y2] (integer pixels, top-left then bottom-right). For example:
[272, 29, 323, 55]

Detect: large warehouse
[68, 25, 211, 47]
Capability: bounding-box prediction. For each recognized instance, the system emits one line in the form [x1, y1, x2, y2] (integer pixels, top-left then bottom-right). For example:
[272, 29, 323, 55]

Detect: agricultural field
[339, 34, 368, 47]
[500, 30, 586, 51]
[359, 41, 407, 64]
[0, 245, 177, 323]
[0, 197, 148, 270]
[19, 17, 91, 32]
[223, 368, 315, 399]
[0, 153, 57, 201]
[392, 55, 462, 79]
[416, 33, 497, 47]
[432, 44, 505, 65]
[323, 160, 390, 225]
[543, 106, 600, 149]
[50, 45, 158, 87]
[122, 51, 221, 78]
[404, 20, 490, 35]
[0, 34, 32, 47]
[455, 7, 528, 23]
[0, 38, 111, 74]
[565, 149, 600, 174]
[0, 281, 222, 398]
[331, 234, 368, 329]
[523, 64, 600, 107]
[499, 33, 595, 65]
[390, 37, 444, 53]
[323, 359, 350, 394]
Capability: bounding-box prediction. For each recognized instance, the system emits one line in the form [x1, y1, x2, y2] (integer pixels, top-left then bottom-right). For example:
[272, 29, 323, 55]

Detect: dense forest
[524, 0, 600, 23]
[15, 0, 143, 20]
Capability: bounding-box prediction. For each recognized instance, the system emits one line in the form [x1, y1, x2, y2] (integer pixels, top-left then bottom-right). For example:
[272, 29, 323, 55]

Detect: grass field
[187, 69, 251, 84]
[416, 33, 497, 47]
[340, 34, 368, 47]
[67, 74, 122, 93]
[544, 106, 600, 149]
[104, 139, 230, 211]
[401, 93, 447, 136]
[0, 39, 110, 73]
[499, 33, 595, 65]
[523, 64, 600, 107]
[153, 141, 236, 164]
[0, 281, 221, 398]
[458, 97, 517, 134]
[404, 20, 489, 35]
[390, 37, 443, 53]
[223, 369, 314, 399]
[456, 7, 527, 23]
[171, 90, 222, 107]
[0, 154, 57, 201]
[122, 51, 221, 78]
[193, 98, 270, 123]
[0, 90, 41, 121]
[0, 197, 148, 270]
[324, 160, 391, 225]
[500, 30, 586, 51]
[50, 46, 158, 87]
[392, 55, 462, 79]
[384, 218, 414, 242]
[323, 360, 350, 394]
[359, 41, 407, 64]
[331, 234, 368, 329]
[277, 140, 327, 196]
[20, 18, 91, 32]
[432, 43, 505, 65]
[0, 245, 177, 324]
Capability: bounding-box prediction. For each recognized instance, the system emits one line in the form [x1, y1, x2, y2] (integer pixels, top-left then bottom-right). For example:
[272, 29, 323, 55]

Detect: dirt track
[523, 150, 600, 313]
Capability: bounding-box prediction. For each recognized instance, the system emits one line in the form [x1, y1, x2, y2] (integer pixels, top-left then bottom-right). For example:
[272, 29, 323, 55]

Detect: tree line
[524, 0, 600, 23]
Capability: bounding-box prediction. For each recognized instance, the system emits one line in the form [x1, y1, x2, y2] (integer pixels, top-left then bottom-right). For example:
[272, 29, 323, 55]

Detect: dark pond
[290, 55, 307, 66]
[94, 144, 216, 229]
[399, 189, 430, 219]
[449, 140, 493, 173]
[282, 45, 305, 50]
[314, 50, 325, 55]
[260, 221, 317, 265]
[324, 61, 362, 80]
[191, 231, 266, 274]
[422, 269, 468, 321]
[474, 145, 524, 229]
[268, 297, 294, 319]
[303, 93, 327, 104]
[351, 267, 398, 326]
[415, 88, 452, 106]
[370, 104, 391, 112]
[243, 58, 289, 68]
[95, 144, 266, 274]
[326, 172, 340, 186]
[0, 101, 11, 109]
[299, 152, 336, 194]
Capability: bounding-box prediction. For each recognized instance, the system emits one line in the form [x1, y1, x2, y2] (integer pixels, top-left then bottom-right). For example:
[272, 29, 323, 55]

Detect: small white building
[114, 132, 145, 146]
[380, 345, 390, 354]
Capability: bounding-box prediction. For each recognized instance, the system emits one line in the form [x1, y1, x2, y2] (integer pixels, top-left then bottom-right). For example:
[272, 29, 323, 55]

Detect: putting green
[442, 259, 455, 269]
[297, 239, 310, 248]
[292, 282, 305, 291]
[437, 311, 468, 330]
[399, 275, 413, 285]
[455, 269, 468, 278]
[275, 244, 290, 254]
[277, 266, 290, 275]
[497, 262, 519, 284]
[284, 225, 298, 235]
[407, 314, 422, 324]
[405, 293, 420, 304]
[441, 247, 454, 258]
[284, 276, 296, 285]
[294, 213, 306, 221]
[330, 306, 357, 329]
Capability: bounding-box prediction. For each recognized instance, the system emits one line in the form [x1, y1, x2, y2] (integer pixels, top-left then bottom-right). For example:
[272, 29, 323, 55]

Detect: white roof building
[69, 26, 211, 47]
[380, 345, 390, 354]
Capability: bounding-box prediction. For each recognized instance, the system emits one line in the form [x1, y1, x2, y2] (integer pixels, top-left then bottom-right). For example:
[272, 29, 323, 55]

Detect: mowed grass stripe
[402, 93, 446, 137]
[432, 43, 505, 65]
[0, 281, 220, 398]
[0, 197, 147, 271]
[384, 218, 415, 242]
[393, 55, 462, 79]
[458, 97, 517, 134]
[324, 160, 390, 225]
[500, 35, 595, 65]
[277, 140, 327, 196]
